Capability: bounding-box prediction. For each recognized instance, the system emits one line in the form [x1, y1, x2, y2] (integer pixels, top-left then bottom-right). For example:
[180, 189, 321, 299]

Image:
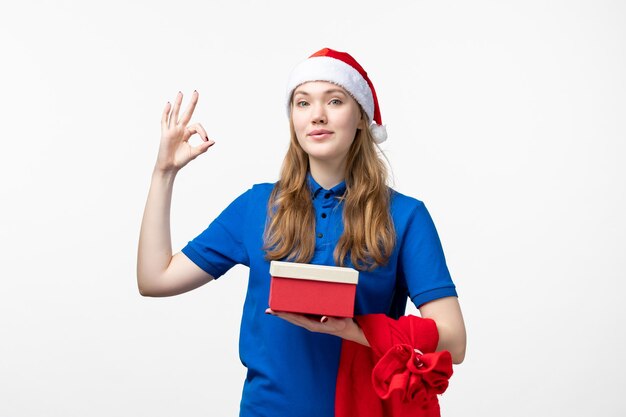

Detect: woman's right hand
[155, 90, 215, 173]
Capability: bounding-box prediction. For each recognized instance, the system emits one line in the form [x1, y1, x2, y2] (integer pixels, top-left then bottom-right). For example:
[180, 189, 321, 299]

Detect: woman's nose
[311, 104, 327, 124]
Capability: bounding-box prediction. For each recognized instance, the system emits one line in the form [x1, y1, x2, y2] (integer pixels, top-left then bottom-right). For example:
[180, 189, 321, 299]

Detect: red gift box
[269, 261, 359, 318]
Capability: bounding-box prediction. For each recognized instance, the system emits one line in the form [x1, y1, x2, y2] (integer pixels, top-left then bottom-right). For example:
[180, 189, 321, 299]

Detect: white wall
[1, 0, 624, 415]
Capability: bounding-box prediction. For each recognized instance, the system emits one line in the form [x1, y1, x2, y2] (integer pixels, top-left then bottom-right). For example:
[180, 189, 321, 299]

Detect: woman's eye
[329, 99, 343, 105]
[296, 100, 309, 107]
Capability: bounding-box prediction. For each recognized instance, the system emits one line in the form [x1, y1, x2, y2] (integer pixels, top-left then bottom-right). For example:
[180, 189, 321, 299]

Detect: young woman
[137, 48, 466, 417]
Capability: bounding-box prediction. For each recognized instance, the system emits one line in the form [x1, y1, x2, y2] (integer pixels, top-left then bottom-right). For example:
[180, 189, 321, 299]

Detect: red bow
[371, 344, 453, 404]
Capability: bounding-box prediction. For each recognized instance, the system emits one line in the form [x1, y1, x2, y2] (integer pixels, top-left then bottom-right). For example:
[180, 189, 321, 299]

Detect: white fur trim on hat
[370, 122, 388, 144]
[285, 56, 375, 123]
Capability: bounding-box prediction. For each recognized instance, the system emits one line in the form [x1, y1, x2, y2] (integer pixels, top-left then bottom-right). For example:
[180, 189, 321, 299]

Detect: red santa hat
[285, 48, 388, 144]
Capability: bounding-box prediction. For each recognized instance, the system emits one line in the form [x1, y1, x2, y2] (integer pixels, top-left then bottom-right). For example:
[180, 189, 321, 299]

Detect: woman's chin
[303, 145, 349, 163]
[306, 152, 344, 165]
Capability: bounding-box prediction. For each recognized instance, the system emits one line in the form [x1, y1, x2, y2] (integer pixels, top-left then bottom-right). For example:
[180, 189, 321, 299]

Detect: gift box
[269, 261, 359, 318]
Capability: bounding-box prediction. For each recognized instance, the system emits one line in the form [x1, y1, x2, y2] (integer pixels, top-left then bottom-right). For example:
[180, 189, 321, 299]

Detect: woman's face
[291, 81, 364, 167]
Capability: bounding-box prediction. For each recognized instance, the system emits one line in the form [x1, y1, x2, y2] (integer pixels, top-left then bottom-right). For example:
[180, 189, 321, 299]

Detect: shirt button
[321, 213, 327, 219]
[317, 232, 323, 238]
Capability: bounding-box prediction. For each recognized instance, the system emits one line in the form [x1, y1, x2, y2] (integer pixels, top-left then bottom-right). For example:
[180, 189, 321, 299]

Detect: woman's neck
[309, 158, 346, 190]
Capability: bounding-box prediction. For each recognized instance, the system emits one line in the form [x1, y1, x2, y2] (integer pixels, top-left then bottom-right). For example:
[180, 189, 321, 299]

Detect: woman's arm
[266, 297, 467, 362]
[136, 91, 215, 297]
[419, 296, 466, 364]
[266, 298, 466, 362]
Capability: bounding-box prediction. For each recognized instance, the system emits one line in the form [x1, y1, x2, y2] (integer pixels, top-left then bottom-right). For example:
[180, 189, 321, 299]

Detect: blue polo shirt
[182, 174, 457, 417]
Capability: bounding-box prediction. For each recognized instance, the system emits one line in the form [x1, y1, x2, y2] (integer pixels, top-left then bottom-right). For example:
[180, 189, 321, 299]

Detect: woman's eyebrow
[293, 89, 347, 97]
[323, 89, 347, 96]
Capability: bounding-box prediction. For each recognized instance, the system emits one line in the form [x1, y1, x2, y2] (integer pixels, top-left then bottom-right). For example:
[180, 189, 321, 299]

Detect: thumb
[190, 140, 215, 158]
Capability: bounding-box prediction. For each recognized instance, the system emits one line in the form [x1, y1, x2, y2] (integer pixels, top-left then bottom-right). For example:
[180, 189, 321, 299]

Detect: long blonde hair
[263, 114, 395, 271]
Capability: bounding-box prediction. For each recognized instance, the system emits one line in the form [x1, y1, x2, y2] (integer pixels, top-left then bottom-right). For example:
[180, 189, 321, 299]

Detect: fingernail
[320, 316, 328, 323]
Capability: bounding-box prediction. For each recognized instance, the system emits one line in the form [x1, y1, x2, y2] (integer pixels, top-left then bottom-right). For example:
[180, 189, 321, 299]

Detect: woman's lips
[308, 130, 333, 140]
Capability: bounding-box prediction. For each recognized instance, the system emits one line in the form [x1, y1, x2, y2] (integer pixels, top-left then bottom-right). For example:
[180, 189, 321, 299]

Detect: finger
[179, 90, 199, 126]
[161, 101, 171, 130]
[268, 310, 300, 323]
[184, 124, 211, 143]
[169, 91, 183, 127]
[273, 311, 324, 331]
[186, 122, 210, 141]
[275, 310, 318, 325]
[189, 140, 215, 159]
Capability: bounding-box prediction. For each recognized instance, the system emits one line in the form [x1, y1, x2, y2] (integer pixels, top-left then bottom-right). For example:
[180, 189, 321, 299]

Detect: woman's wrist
[347, 319, 370, 347]
[152, 165, 178, 183]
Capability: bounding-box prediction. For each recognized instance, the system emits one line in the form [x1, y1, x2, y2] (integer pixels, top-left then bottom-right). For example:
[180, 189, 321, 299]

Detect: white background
[1, 0, 625, 415]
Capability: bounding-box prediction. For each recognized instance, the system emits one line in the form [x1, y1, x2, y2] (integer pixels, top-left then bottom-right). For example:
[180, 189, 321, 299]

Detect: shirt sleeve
[398, 201, 457, 308]
[181, 188, 252, 279]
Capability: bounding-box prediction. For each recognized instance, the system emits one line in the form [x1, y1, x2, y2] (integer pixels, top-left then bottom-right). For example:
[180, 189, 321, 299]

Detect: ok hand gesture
[156, 90, 214, 173]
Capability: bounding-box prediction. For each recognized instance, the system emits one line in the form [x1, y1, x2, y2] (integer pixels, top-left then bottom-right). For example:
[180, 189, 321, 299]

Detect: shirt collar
[307, 172, 347, 200]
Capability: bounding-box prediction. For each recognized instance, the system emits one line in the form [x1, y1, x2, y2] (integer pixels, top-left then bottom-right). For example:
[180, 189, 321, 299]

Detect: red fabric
[335, 314, 453, 417]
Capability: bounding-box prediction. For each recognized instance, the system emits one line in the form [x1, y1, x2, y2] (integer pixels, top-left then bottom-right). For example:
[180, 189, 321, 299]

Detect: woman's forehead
[293, 81, 349, 96]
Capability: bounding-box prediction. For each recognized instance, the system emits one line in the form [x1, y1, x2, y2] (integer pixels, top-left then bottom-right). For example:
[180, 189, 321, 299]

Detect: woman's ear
[358, 112, 368, 130]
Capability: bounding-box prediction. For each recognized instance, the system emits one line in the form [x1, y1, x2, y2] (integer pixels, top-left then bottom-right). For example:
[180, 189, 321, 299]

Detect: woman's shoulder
[389, 187, 426, 212]
[231, 182, 276, 205]
[219, 182, 276, 219]
[248, 181, 276, 196]
[221, 182, 275, 206]
[388, 187, 442, 234]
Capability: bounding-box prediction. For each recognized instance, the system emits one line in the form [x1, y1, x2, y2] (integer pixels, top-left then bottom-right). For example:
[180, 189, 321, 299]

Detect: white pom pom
[370, 123, 388, 144]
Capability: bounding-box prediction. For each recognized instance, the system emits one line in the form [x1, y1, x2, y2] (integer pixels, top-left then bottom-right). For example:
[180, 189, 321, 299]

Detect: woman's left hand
[265, 308, 370, 347]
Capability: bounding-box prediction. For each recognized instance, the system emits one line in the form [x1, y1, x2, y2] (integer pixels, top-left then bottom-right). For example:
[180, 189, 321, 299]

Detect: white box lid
[269, 260, 359, 284]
